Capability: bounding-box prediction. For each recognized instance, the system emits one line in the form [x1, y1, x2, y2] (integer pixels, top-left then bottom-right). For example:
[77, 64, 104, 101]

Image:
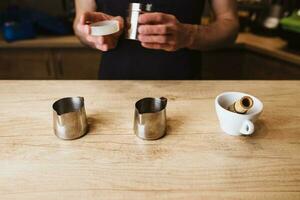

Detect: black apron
[96, 0, 205, 80]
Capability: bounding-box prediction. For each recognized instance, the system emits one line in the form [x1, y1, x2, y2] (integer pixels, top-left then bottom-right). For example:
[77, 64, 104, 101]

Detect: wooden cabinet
[0, 48, 101, 80]
[201, 47, 300, 80]
[0, 38, 299, 80]
[201, 49, 245, 80]
[243, 51, 300, 80]
[0, 49, 54, 79]
[54, 48, 101, 80]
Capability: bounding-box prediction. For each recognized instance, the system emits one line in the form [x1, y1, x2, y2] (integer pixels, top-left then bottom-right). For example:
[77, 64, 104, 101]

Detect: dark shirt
[96, 0, 205, 80]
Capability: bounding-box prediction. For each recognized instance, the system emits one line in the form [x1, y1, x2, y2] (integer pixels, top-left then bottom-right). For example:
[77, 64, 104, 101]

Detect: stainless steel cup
[126, 3, 153, 40]
[134, 97, 168, 140]
[53, 97, 88, 140]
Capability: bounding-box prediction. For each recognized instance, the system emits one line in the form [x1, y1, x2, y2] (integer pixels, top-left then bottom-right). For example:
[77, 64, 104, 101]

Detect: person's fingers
[79, 14, 85, 25]
[84, 13, 122, 51]
[82, 12, 93, 23]
[104, 36, 118, 49]
[97, 41, 117, 51]
[84, 12, 103, 24]
[113, 16, 125, 30]
[141, 42, 175, 51]
[101, 36, 117, 47]
[95, 43, 109, 51]
[109, 16, 125, 39]
[139, 13, 176, 24]
[87, 35, 117, 51]
[138, 34, 174, 44]
[77, 15, 90, 34]
[86, 35, 98, 43]
[84, 12, 112, 23]
[138, 24, 174, 35]
[79, 12, 109, 36]
[83, 25, 90, 34]
[77, 23, 87, 34]
[87, 35, 107, 45]
[96, 36, 106, 44]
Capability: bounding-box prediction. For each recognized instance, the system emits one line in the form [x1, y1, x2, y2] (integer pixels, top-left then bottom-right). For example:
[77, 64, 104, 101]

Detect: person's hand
[76, 12, 124, 51]
[138, 12, 194, 52]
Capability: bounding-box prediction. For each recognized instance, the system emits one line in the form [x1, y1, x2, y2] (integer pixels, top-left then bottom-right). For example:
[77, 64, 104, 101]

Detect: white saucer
[90, 20, 120, 36]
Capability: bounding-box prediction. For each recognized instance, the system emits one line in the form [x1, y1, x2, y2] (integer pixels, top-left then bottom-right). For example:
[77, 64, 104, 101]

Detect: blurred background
[0, 0, 299, 80]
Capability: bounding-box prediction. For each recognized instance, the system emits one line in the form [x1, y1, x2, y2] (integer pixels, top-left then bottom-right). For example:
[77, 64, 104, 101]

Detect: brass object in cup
[228, 96, 254, 114]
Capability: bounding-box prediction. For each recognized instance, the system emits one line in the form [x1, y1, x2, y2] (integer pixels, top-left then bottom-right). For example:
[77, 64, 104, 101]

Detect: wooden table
[0, 81, 299, 200]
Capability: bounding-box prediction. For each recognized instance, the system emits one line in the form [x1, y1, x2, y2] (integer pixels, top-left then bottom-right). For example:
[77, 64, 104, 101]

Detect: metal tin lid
[90, 20, 120, 36]
[129, 3, 153, 12]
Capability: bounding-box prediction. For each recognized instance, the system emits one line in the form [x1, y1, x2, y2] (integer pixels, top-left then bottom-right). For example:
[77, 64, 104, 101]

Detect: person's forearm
[185, 0, 239, 51]
[184, 18, 239, 51]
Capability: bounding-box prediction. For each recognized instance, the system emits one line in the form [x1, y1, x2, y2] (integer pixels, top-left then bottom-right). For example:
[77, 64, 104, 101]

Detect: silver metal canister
[126, 3, 153, 40]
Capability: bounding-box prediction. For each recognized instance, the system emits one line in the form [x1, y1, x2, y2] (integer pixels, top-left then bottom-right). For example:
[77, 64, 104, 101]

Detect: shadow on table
[166, 116, 185, 136]
[248, 119, 269, 139]
[87, 113, 111, 134]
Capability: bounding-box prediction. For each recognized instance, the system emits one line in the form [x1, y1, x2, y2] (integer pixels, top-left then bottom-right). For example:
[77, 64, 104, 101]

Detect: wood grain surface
[0, 81, 299, 200]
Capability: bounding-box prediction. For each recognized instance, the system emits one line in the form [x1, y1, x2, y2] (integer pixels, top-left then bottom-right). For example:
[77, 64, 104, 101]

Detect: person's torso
[96, 0, 205, 80]
[97, 0, 204, 24]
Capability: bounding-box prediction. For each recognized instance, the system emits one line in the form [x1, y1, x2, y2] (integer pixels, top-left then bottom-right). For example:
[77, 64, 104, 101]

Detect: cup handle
[240, 120, 255, 135]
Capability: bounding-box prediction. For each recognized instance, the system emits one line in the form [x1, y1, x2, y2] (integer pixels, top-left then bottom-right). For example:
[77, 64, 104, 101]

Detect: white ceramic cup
[215, 92, 263, 136]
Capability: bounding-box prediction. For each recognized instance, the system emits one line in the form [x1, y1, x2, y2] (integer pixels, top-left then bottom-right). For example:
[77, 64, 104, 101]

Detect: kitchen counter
[0, 81, 299, 200]
[0, 33, 300, 65]
[236, 33, 300, 66]
[0, 35, 82, 48]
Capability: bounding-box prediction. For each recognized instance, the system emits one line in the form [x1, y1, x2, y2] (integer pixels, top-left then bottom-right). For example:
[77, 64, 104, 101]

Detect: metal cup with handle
[134, 97, 168, 140]
[215, 92, 263, 136]
[53, 97, 88, 140]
